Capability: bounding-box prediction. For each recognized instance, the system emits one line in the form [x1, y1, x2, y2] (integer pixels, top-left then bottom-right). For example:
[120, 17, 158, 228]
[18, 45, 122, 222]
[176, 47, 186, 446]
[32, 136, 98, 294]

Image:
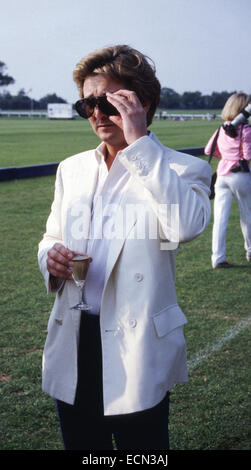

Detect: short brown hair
[221, 93, 250, 121]
[73, 45, 161, 126]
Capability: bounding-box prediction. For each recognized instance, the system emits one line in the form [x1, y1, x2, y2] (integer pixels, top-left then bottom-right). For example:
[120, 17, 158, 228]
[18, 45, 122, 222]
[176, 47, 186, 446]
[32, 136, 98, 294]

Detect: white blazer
[38, 133, 211, 415]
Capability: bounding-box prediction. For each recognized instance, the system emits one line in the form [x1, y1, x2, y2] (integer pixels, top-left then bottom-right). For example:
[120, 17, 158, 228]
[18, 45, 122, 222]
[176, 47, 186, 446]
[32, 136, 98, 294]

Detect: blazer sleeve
[119, 136, 211, 244]
[38, 162, 65, 294]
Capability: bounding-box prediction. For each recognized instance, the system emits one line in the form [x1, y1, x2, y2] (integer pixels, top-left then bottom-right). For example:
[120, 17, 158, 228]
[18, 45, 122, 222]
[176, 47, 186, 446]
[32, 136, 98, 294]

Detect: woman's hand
[46, 243, 74, 281]
[47, 243, 92, 282]
[106, 89, 149, 146]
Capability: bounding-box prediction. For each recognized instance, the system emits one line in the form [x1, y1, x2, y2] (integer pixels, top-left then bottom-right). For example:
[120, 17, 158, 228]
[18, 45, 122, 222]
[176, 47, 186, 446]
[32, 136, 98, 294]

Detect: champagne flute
[70, 255, 92, 311]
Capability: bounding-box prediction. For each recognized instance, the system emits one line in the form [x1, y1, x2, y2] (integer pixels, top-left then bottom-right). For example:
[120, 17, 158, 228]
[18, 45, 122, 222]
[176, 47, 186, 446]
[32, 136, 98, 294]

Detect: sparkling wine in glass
[70, 255, 92, 311]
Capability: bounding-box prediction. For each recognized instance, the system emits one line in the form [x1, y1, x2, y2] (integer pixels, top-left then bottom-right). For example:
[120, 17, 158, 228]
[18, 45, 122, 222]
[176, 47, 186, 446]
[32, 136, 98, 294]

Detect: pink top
[204, 123, 251, 175]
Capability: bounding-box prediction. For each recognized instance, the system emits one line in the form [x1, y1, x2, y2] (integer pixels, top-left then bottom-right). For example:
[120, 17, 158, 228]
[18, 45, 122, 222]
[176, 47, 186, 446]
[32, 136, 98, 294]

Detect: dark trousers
[56, 313, 170, 450]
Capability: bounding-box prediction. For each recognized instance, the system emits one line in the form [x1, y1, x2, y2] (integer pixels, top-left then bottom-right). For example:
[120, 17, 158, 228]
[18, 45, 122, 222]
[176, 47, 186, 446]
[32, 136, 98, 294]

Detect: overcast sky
[1, 0, 250, 103]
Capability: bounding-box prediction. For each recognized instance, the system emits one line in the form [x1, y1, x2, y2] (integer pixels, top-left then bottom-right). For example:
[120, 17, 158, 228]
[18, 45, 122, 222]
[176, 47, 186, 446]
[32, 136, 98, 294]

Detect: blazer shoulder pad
[60, 149, 95, 169]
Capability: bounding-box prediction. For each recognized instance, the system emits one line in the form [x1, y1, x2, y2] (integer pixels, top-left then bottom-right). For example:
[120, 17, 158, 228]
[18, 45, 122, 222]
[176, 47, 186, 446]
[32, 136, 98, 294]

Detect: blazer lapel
[64, 151, 99, 254]
[103, 177, 142, 288]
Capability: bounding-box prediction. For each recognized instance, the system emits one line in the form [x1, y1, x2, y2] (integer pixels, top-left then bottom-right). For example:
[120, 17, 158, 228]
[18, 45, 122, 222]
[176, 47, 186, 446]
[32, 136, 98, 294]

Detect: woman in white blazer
[38, 45, 211, 450]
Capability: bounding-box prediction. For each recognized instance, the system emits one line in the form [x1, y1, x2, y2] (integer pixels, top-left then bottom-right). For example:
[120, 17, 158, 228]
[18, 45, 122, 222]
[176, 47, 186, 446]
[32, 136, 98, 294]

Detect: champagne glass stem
[78, 281, 85, 305]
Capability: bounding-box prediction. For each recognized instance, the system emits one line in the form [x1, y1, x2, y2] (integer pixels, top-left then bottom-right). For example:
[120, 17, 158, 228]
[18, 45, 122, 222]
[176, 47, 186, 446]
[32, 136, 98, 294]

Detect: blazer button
[135, 273, 144, 282]
[129, 319, 137, 328]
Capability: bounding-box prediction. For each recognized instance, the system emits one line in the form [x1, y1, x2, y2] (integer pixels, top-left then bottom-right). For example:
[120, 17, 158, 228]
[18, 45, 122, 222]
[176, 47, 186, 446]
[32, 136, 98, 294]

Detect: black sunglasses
[75, 94, 120, 119]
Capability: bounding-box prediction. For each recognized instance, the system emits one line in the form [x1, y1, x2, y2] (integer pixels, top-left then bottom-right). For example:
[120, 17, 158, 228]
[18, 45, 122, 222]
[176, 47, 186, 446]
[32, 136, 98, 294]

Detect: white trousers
[212, 171, 251, 267]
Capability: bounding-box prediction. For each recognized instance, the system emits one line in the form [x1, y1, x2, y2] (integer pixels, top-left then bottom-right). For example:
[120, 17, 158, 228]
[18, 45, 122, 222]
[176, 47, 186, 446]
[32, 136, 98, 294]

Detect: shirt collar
[96, 130, 155, 154]
[94, 130, 157, 165]
[95, 141, 107, 164]
[94, 141, 128, 180]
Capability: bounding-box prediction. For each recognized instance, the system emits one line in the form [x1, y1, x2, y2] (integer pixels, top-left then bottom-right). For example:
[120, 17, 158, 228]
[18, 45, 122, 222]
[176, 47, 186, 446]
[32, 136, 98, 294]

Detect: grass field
[0, 117, 220, 167]
[0, 117, 250, 451]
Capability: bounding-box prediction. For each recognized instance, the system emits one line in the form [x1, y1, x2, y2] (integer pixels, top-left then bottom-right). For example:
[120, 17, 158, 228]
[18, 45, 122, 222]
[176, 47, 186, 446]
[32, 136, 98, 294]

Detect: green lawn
[0, 118, 250, 451]
[0, 117, 220, 167]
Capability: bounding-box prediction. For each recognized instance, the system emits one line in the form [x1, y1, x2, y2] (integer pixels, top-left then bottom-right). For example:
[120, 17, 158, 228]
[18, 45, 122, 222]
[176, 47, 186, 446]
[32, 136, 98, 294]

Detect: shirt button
[129, 319, 137, 328]
[135, 273, 144, 282]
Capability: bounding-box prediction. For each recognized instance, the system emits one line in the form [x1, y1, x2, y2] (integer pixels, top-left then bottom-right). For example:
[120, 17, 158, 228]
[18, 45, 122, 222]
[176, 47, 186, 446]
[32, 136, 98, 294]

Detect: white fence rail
[0, 110, 221, 120]
[154, 112, 220, 121]
[0, 110, 47, 118]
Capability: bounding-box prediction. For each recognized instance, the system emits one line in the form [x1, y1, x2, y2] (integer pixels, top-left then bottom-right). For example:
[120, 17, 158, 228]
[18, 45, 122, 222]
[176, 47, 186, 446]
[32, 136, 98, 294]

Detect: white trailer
[47, 103, 73, 119]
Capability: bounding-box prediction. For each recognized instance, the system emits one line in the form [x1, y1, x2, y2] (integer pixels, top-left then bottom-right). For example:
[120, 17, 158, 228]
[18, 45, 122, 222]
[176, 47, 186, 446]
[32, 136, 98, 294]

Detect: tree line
[159, 87, 236, 110]
[0, 60, 236, 111]
[0, 61, 68, 110]
[0, 88, 67, 110]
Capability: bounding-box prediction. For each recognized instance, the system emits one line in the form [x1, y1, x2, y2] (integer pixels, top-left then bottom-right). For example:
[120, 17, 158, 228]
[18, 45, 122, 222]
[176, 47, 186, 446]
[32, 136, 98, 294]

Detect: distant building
[47, 103, 73, 119]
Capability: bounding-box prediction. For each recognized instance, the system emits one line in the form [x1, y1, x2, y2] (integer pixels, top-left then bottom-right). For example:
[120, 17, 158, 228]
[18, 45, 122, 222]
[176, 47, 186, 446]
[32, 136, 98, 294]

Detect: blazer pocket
[153, 304, 187, 338]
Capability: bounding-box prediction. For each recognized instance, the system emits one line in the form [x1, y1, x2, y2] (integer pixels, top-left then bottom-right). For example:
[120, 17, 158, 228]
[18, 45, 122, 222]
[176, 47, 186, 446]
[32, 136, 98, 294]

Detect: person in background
[205, 93, 251, 268]
[38, 44, 211, 450]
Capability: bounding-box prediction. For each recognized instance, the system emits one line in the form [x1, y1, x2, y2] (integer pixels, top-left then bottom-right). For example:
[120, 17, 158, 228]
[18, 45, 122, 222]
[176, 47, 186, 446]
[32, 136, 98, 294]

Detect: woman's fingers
[109, 89, 141, 105]
[106, 90, 141, 113]
[106, 90, 148, 145]
[46, 244, 93, 280]
[47, 243, 74, 279]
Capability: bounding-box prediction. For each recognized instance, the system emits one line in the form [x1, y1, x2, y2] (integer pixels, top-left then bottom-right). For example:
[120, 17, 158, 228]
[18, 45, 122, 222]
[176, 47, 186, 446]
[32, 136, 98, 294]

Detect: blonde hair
[73, 45, 161, 126]
[221, 93, 250, 121]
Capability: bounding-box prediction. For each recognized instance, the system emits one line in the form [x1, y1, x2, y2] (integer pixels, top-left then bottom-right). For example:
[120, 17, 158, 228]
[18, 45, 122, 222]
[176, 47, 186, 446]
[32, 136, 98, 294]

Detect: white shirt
[84, 142, 130, 314]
